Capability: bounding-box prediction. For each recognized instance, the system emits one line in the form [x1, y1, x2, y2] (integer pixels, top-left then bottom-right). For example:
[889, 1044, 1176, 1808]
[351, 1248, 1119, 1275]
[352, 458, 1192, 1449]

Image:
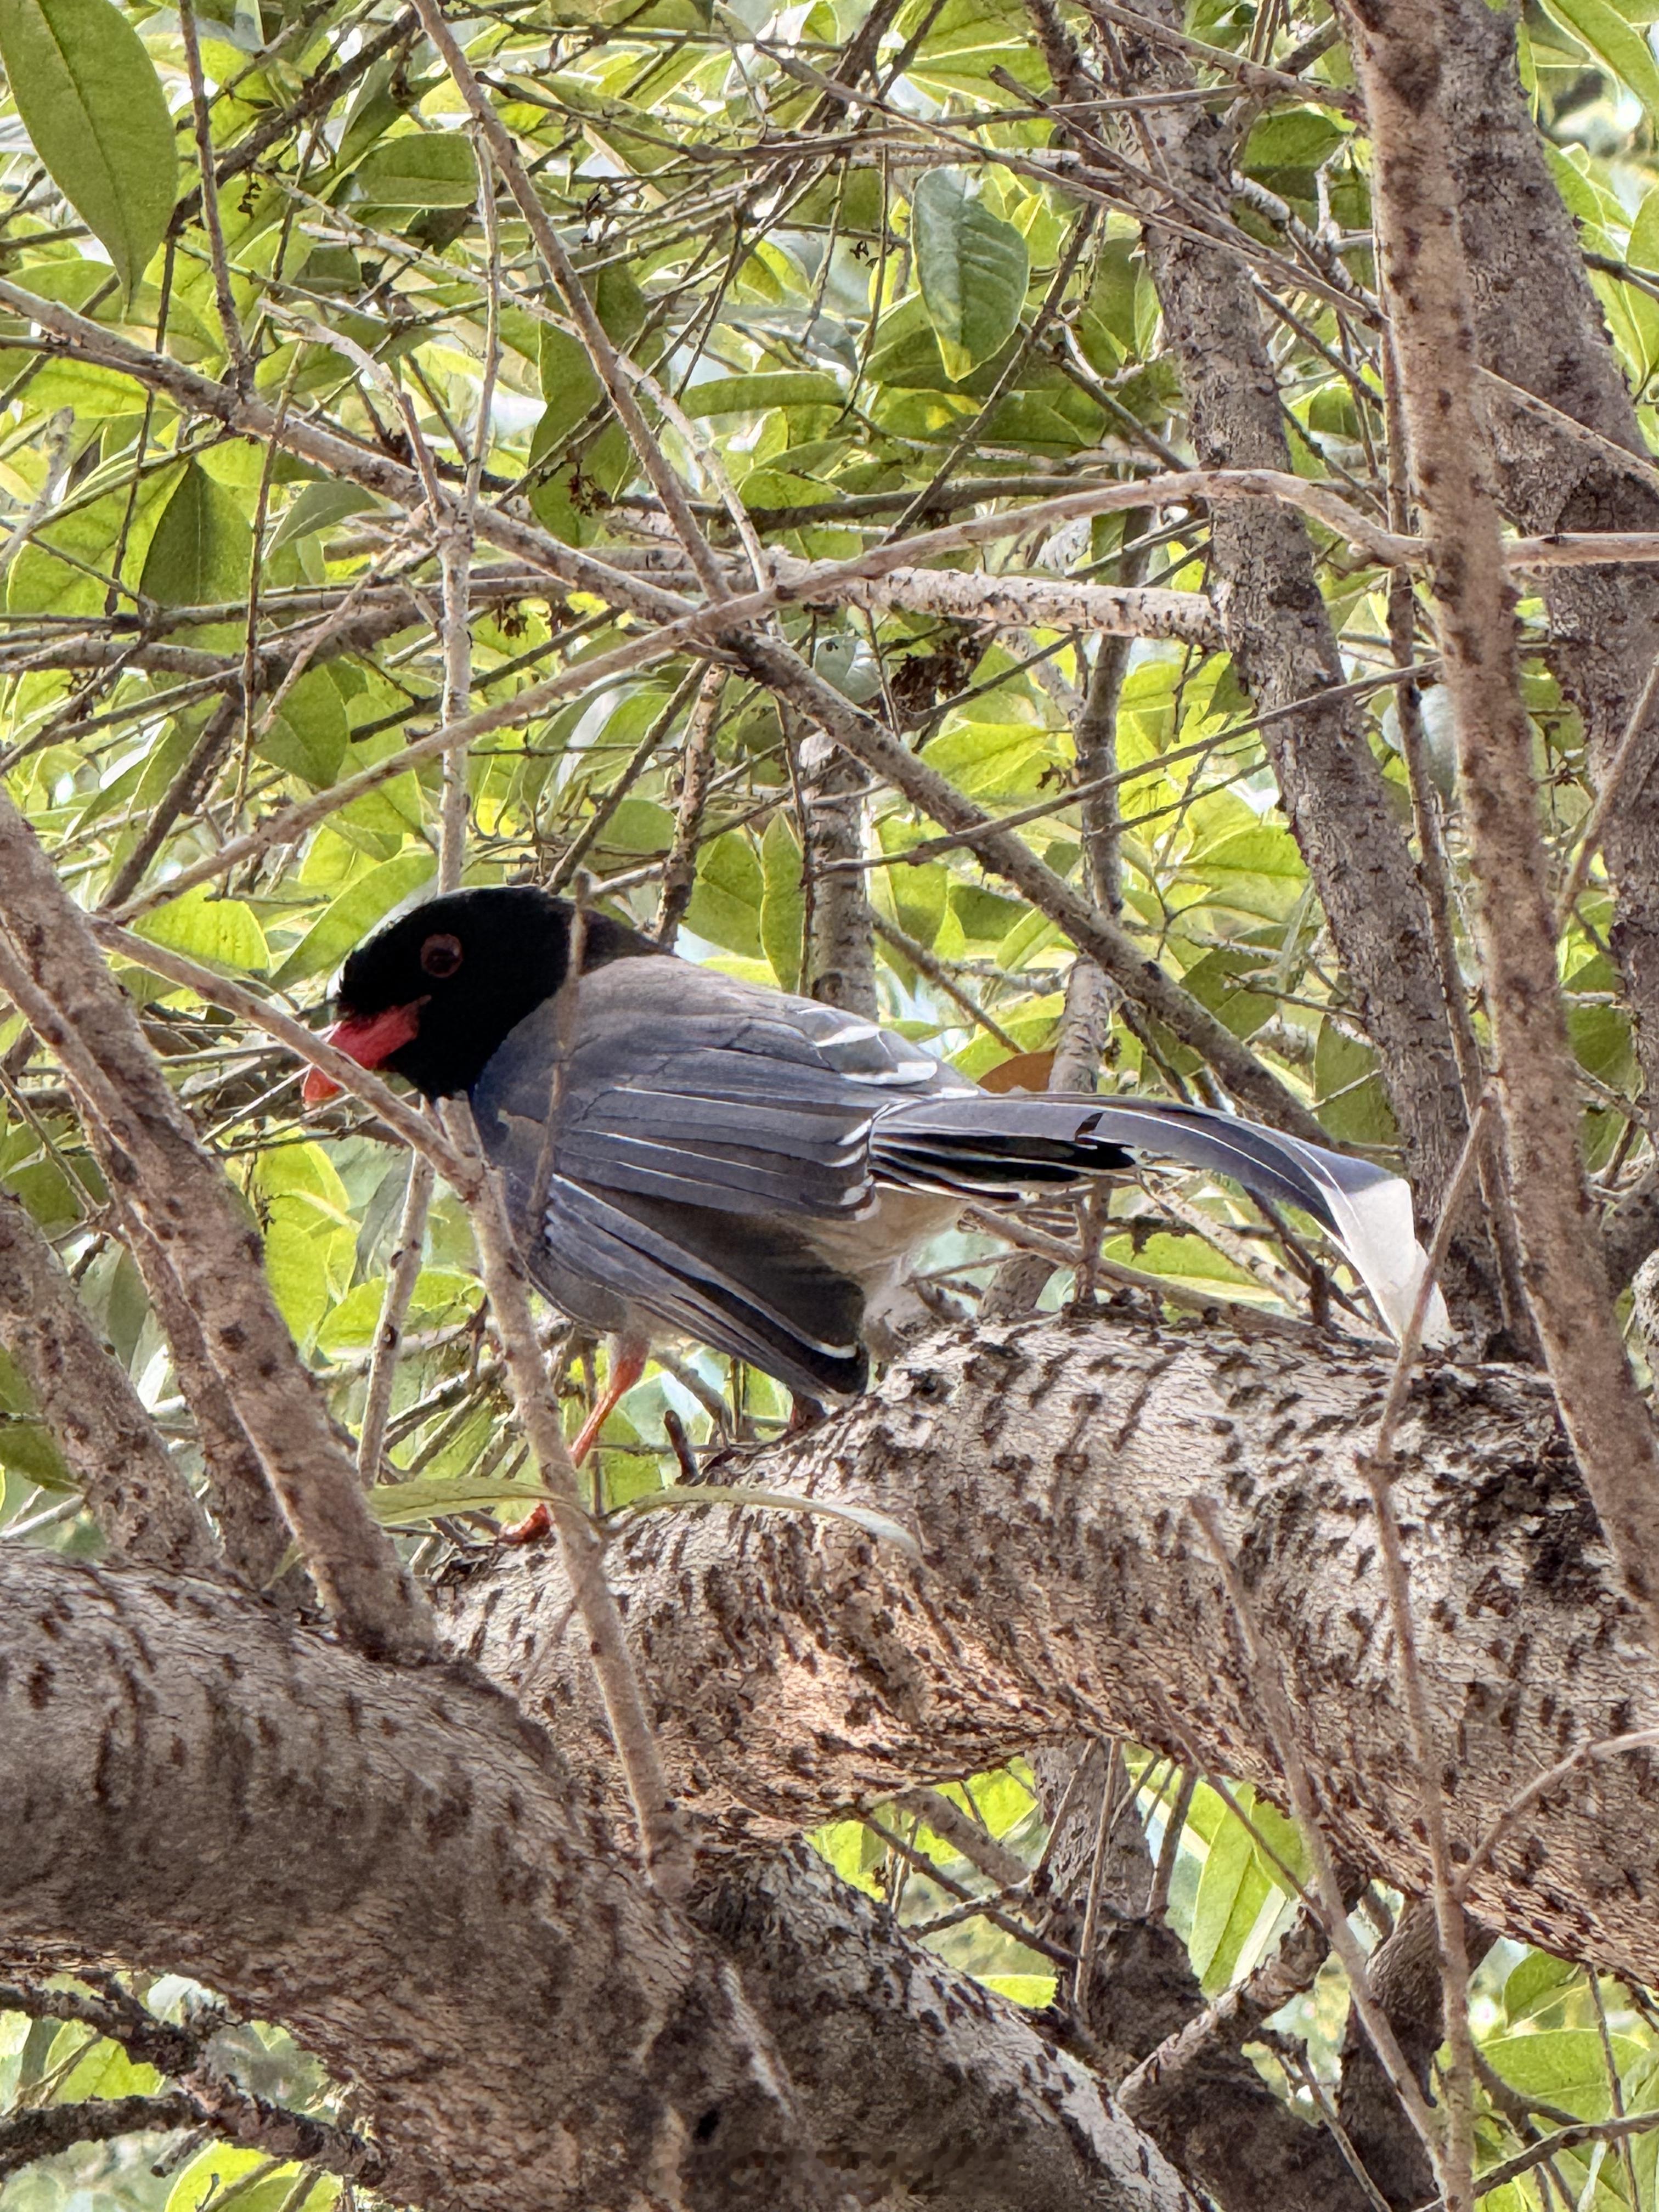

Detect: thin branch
[1188, 1495, 1448, 2180]
[439, 1096, 696, 1898]
[0, 1190, 217, 1570]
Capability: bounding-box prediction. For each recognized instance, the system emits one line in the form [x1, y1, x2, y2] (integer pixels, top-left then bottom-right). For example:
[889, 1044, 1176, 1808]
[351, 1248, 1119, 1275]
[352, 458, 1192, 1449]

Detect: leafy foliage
[1, 0, 1658, 2202]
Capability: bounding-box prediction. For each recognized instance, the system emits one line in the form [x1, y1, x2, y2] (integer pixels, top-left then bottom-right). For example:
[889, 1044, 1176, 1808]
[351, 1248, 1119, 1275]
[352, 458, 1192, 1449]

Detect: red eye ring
[420, 932, 464, 979]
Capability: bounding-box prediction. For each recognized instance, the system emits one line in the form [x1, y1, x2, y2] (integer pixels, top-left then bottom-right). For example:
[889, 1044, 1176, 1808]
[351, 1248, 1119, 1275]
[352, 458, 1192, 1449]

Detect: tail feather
[872, 1093, 1449, 1344]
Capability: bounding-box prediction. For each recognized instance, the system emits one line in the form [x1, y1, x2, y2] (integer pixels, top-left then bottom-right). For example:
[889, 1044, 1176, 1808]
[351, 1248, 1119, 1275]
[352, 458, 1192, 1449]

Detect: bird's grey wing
[469, 958, 926, 1393]
[487, 956, 955, 1224]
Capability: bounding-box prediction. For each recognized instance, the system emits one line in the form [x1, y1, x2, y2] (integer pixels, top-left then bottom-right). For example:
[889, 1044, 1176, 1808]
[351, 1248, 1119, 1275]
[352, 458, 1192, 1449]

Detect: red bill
[301, 1004, 422, 1106]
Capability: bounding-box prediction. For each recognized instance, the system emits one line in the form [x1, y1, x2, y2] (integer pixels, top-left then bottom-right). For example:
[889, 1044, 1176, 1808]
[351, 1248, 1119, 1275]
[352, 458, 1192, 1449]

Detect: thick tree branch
[0, 1559, 833, 2212]
[1340, 0, 1659, 1656]
[699, 1842, 1204, 2212]
[453, 1308, 1659, 1988]
[0, 798, 434, 1661]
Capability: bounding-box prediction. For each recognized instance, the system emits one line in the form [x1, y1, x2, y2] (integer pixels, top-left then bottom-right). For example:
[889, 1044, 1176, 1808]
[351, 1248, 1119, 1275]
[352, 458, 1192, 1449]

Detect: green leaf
[269, 479, 382, 552]
[910, 167, 1029, 380]
[270, 850, 437, 987]
[139, 462, 254, 608]
[685, 831, 764, 956]
[1188, 1802, 1272, 1993]
[682, 371, 843, 415]
[1542, 0, 1659, 122]
[0, 1412, 72, 1489]
[354, 128, 480, 207]
[1313, 1019, 1397, 1149]
[365, 1470, 556, 1526]
[262, 1216, 330, 1346]
[259, 667, 351, 790]
[0, 0, 177, 300]
[166, 2145, 338, 2212]
[1482, 2029, 1644, 2119]
[878, 822, 948, 948]
[760, 812, 804, 991]
[253, 1140, 351, 1218]
[598, 797, 674, 855]
[318, 1266, 481, 1355]
[951, 882, 1025, 941]
[1503, 1948, 1578, 2024]
[977, 1973, 1057, 2007]
[133, 885, 269, 973]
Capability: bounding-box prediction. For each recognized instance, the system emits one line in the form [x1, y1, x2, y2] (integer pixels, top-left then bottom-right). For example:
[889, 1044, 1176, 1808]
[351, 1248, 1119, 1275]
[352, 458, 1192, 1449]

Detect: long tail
[871, 1093, 1448, 1344]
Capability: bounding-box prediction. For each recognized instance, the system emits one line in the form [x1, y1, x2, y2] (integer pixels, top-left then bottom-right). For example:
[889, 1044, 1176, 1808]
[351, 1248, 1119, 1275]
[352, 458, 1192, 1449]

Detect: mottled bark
[0, 795, 433, 1662]
[1025, 1739, 1371, 2212]
[455, 1308, 1659, 1987]
[700, 1843, 1202, 2212]
[800, 729, 879, 1019]
[1336, 1901, 1496, 2212]
[0, 1560, 833, 2212]
[1342, 0, 1659, 1657]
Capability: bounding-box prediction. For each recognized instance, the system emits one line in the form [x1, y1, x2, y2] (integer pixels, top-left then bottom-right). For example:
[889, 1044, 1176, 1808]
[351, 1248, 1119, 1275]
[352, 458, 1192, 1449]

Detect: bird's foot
[498, 1502, 553, 1545]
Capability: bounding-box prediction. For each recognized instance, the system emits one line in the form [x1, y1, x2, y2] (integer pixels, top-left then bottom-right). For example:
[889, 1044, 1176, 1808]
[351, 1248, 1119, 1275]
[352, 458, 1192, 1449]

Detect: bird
[302, 884, 1443, 1534]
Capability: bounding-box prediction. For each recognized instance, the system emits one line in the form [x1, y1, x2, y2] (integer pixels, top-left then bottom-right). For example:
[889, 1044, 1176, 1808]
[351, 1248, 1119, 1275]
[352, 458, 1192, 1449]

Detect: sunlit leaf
[134, 885, 269, 973]
[139, 462, 255, 608]
[0, 0, 177, 298]
[270, 850, 437, 988]
[910, 167, 1030, 380]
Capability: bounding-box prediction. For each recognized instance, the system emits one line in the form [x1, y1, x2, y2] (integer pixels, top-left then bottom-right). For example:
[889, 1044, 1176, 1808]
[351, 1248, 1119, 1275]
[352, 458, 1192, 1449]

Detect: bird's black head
[304, 884, 658, 1103]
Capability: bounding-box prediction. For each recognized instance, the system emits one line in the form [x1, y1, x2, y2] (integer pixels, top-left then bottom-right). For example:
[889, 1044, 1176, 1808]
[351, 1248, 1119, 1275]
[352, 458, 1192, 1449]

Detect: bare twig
[1188, 1495, 1447, 2180]
[439, 1096, 696, 1898]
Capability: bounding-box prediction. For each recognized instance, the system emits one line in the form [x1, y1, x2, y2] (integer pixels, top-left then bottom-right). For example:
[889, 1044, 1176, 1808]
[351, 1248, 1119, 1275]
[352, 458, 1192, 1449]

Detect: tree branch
[0, 798, 435, 1661]
[1340, 0, 1659, 1658]
[454, 1308, 1659, 1988]
[698, 1842, 1204, 2212]
[0, 1558, 832, 2212]
[0, 1190, 216, 1571]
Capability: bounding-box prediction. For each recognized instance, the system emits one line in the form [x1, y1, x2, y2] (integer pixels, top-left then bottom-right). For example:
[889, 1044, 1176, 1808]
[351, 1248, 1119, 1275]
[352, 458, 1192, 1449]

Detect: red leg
[500, 1335, 651, 1545]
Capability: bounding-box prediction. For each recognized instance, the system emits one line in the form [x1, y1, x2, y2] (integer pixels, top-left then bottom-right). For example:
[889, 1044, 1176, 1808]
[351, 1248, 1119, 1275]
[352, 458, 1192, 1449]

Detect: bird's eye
[420, 933, 464, 979]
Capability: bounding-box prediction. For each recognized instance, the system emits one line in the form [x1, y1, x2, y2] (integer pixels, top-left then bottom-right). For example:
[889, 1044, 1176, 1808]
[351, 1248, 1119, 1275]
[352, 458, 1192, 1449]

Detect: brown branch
[0, 1190, 216, 1571]
[0, 1555, 831, 2212]
[1342, 0, 1659, 1658]
[455, 1307, 1659, 1988]
[1116, 1905, 1331, 2123]
[653, 666, 724, 945]
[440, 1097, 696, 1898]
[0, 797, 435, 1662]
[698, 1842, 1205, 2212]
[1436, 0, 1659, 1115]
[0, 2085, 385, 2188]
[1075, 0, 1480, 1277]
